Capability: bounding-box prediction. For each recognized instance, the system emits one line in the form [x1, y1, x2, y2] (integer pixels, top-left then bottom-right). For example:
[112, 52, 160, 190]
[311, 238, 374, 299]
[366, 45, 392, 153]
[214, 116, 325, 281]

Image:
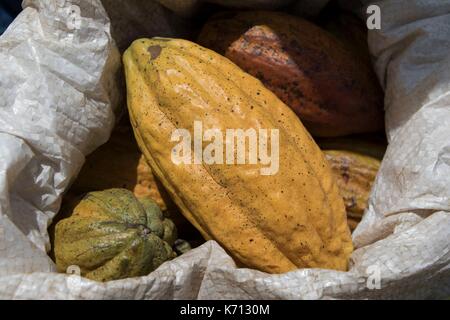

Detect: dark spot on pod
[349, 197, 357, 208]
[148, 45, 162, 60]
[342, 172, 350, 183]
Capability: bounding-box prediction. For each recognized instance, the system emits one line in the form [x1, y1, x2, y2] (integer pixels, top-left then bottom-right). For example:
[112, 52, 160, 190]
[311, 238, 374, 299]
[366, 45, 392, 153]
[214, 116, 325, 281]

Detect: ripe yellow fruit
[124, 38, 353, 273]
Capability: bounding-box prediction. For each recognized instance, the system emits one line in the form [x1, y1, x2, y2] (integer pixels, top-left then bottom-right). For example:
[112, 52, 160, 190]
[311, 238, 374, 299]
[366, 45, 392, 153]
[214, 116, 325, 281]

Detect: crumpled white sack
[0, 0, 448, 299]
[0, 0, 120, 274]
[353, 0, 450, 250]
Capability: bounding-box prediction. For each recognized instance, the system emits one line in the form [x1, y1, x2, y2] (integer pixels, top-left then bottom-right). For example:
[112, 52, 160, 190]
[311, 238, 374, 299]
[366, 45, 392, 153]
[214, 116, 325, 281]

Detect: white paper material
[0, 0, 120, 273]
[0, 0, 448, 299]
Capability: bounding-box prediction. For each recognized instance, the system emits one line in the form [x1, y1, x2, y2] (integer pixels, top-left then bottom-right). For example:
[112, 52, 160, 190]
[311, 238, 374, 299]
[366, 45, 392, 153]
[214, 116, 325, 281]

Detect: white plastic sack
[0, 0, 448, 299]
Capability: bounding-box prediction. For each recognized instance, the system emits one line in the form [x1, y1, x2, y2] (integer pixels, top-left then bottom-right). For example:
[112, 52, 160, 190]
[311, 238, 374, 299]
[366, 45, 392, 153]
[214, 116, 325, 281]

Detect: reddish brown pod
[197, 11, 384, 137]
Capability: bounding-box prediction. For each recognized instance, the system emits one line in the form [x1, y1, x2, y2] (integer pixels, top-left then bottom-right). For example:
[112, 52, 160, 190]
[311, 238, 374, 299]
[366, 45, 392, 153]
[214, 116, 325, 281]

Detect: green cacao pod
[66, 119, 203, 242]
[54, 189, 177, 282]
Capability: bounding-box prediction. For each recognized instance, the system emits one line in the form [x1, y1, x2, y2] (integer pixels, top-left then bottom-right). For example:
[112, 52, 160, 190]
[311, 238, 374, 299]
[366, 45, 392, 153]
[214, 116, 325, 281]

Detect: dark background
[0, 0, 22, 34]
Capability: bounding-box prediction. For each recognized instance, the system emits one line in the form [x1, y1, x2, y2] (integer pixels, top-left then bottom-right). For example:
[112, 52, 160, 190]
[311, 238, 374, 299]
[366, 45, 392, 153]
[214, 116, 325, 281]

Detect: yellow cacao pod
[123, 38, 353, 273]
[324, 150, 381, 231]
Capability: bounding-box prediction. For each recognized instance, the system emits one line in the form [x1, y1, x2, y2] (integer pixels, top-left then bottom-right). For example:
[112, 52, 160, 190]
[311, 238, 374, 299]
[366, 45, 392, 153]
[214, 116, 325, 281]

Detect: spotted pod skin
[54, 189, 176, 282]
[197, 11, 384, 137]
[324, 150, 381, 231]
[123, 38, 353, 273]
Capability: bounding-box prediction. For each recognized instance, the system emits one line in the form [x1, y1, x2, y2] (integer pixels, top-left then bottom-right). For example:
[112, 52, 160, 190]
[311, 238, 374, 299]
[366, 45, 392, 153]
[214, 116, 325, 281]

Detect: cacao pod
[197, 11, 384, 137]
[54, 189, 177, 282]
[123, 37, 353, 273]
[324, 150, 381, 231]
[67, 119, 202, 242]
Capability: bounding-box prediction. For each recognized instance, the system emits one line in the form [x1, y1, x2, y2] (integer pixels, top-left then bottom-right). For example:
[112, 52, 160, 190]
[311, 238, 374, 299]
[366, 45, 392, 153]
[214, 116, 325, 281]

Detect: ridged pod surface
[54, 189, 176, 282]
[123, 38, 353, 273]
[197, 11, 384, 137]
[324, 150, 380, 231]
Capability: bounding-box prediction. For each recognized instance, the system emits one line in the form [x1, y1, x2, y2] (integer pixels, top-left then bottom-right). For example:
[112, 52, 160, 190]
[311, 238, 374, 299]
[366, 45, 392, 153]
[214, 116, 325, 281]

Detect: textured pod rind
[324, 150, 381, 230]
[54, 189, 177, 282]
[197, 11, 384, 137]
[124, 37, 353, 273]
